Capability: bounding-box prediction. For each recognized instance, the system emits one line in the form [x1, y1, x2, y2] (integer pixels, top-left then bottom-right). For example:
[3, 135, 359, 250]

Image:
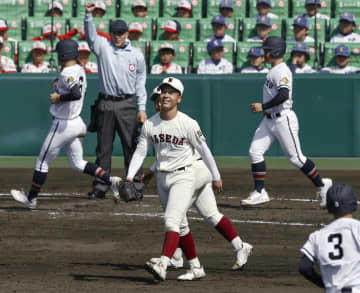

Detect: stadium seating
[17, 40, 58, 68]
[199, 17, 238, 41]
[329, 17, 360, 41]
[131, 40, 148, 56]
[25, 17, 67, 39]
[119, 0, 160, 17]
[76, 0, 119, 17]
[241, 17, 282, 41]
[2, 41, 16, 62]
[32, 0, 73, 17]
[285, 17, 327, 42]
[248, 0, 289, 18]
[4, 17, 26, 41]
[292, 0, 331, 18]
[69, 16, 111, 39]
[122, 16, 154, 40]
[323, 42, 360, 67]
[206, 0, 246, 18]
[162, 0, 203, 18]
[156, 17, 197, 41]
[334, 0, 360, 18]
[0, 0, 29, 18]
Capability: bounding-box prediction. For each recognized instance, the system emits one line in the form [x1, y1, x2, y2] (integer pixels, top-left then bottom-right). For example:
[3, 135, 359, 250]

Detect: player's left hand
[251, 103, 263, 113]
[212, 179, 223, 194]
[50, 92, 61, 104]
[137, 110, 147, 123]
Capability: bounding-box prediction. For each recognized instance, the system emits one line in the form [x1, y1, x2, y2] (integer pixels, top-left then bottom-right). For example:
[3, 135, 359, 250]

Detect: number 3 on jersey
[328, 233, 344, 260]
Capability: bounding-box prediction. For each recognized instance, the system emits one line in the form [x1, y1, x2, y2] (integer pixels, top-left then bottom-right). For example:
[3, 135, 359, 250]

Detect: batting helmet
[262, 36, 286, 59]
[55, 39, 79, 62]
[326, 183, 357, 215]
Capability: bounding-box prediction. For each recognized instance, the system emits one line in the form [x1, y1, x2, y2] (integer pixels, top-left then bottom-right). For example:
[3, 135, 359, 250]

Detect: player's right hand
[86, 2, 96, 14]
[212, 180, 223, 194]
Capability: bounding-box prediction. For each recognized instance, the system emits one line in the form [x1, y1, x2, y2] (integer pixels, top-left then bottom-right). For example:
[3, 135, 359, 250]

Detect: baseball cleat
[316, 178, 333, 208]
[10, 189, 37, 209]
[177, 265, 206, 281]
[110, 176, 122, 203]
[150, 256, 184, 269]
[241, 189, 270, 206]
[145, 260, 167, 281]
[232, 242, 253, 271]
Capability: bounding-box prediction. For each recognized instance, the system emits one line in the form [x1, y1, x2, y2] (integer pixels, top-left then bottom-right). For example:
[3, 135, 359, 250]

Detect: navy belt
[342, 288, 352, 293]
[99, 93, 132, 101]
[265, 112, 281, 119]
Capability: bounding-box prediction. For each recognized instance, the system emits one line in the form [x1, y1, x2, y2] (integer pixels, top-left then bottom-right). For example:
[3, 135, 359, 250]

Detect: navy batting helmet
[262, 36, 286, 59]
[326, 183, 357, 215]
[55, 39, 79, 62]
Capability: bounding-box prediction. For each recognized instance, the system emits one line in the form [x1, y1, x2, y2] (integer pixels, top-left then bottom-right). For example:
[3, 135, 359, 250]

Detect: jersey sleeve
[273, 69, 291, 90]
[187, 119, 206, 149]
[300, 231, 317, 262]
[60, 71, 80, 90]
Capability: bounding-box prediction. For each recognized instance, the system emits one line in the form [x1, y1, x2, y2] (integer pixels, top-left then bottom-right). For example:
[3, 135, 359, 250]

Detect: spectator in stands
[151, 42, 182, 74]
[21, 41, 49, 73]
[0, 19, 16, 42]
[128, 22, 145, 41]
[92, 1, 107, 17]
[30, 24, 78, 41]
[46, 1, 63, 17]
[241, 46, 268, 73]
[197, 39, 233, 74]
[254, 0, 279, 19]
[289, 42, 316, 73]
[219, 0, 234, 18]
[204, 15, 236, 43]
[132, 0, 148, 17]
[76, 24, 111, 41]
[303, 0, 329, 21]
[0, 36, 16, 73]
[248, 15, 272, 42]
[176, 0, 192, 18]
[321, 44, 360, 74]
[288, 15, 314, 42]
[161, 19, 182, 41]
[77, 41, 98, 73]
[330, 12, 360, 43]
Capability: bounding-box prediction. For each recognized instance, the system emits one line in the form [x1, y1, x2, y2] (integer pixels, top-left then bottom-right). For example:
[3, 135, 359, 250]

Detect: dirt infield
[0, 168, 359, 293]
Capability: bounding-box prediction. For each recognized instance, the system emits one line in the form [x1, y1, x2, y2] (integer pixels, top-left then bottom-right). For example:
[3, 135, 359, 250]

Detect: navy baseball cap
[207, 39, 224, 52]
[110, 20, 128, 33]
[256, 0, 272, 6]
[340, 12, 356, 23]
[327, 183, 357, 215]
[248, 46, 264, 57]
[335, 44, 350, 57]
[219, 0, 233, 9]
[291, 42, 309, 54]
[212, 15, 227, 26]
[305, 0, 321, 5]
[293, 15, 310, 29]
[256, 15, 272, 27]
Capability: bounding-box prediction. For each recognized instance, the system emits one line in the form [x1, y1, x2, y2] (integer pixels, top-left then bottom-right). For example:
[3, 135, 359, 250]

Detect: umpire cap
[262, 36, 286, 59]
[110, 20, 128, 33]
[55, 39, 79, 62]
[327, 183, 357, 215]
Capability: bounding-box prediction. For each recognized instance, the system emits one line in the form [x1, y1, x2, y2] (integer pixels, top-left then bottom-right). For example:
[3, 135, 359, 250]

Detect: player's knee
[164, 217, 180, 233]
[35, 158, 49, 173]
[203, 212, 223, 227]
[179, 225, 190, 237]
[69, 159, 87, 172]
[249, 148, 264, 164]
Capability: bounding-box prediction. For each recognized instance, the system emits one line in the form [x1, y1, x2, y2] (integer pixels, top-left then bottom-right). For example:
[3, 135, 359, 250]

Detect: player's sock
[28, 170, 47, 201]
[300, 159, 324, 187]
[83, 162, 111, 185]
[215, 216, 239, 242]
[161, 231, 180, 259]
[179, 232, 197, 260]
[252, 161, 266, 192]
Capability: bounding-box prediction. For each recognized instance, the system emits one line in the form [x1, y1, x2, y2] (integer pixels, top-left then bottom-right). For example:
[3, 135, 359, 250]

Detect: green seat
[248, 0, 289, 18]
[120, 0, 160, 17]
[284, 41, 320, 68]
[334, 0, 360, 18]
[192, 41, 234, 70]
[199, 17, 238, 41]
[2, 41, 16, 63]
[162, 0, 202, 18]
[236, 41, 265, 70]
[69, 17, 111, 40]
[131, 40, 148, 56]
[156, 18, 197, 41]
[241, 17, 282, 41]
[206, 0, 246, 18]
[323, 43, 360, 67]
[32, 0, 73, 17]
[329, 18, 360, 41]
[149, 40, 190, 72]
[18, 40, 59, 68]
[122, 16, 154, 40]
[76, 0, 119, 18]
[25, 17, 67, 39]
[285, 17, 327, 42]
[4, 17, 26, 41]
[292, 0, 331, 18]
[0, 0, 29, 18]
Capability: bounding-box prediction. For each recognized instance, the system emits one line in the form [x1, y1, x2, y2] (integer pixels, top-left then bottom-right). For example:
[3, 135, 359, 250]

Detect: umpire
[85, 2, 147, 199]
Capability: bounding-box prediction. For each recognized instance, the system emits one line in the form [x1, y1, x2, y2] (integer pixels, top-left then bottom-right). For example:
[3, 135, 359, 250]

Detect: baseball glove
[118, 179, 144, 203]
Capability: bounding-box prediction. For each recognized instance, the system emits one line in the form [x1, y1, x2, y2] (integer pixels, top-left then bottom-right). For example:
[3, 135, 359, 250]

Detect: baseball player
[197, 39, 233, 74]
[302, 0, 330, 22]
[330, 12, 360, 43]
[240, 46, 269, 73]
[21, 41, 50, 73]
[0, 36, 16, 73]
[321, 44, 360, 74]
[161, 19, 183, 41]
[289, 42, 316, 74]
[204, 15, 236, 43]
[300, 183, 360, 292]
[77, 41, 98, 74]
[146, 85, 253, 277]
[242, 36, 332, 207]
[10, 40, 120, 209]
[150, 42, 182, 74]
[46, 1, 63, 17]
[132, 0, 148, 17]
[219, 0, 234, 18]
[247, 15, 272, 43]
[253, 0, 279, 19]
[176, 0, 193, 18]
[287, 15, 315, 43]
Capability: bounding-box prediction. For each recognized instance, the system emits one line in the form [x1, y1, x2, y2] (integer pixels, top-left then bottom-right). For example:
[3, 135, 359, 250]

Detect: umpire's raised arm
[84, 2, 104, 55]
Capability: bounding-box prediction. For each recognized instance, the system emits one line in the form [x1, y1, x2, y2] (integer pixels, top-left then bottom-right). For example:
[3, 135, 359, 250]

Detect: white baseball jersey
[204, 35, 236, 43]
[301, 217, 360, 293]
[287, 35, 315, 42]
[0, 55, 16, 73]
[84, 61, 98, 74]
[247, 35, 264, 42]
[21, 62, 50, 73]
[293, 64, 316, 73]
[253, 12, 279, 19]
[263, 62, 293, 114]
[150, 63, 182, 74]
[330, 32, 360, 43]
[241, 66, 269, 73]
[197, 58, 233, 74]
[306, 12, 330, 22]
[50, 64, 87, 120]
[321, 65, 360, 74]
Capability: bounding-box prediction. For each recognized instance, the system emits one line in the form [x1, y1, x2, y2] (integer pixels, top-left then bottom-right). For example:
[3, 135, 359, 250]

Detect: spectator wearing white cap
[330, 12, 360, 43]
[46, 1, 63, 17]
[128, 22, 145, 41]
[0, 36, 16, 73]
[92, 1, 106, 17]
[176, 0, 192, 18]
[151, 42, 182, 74]
[21, 41, 49, 73]
[77, 41, 98, 73]
[0, 18, 17, 43]
[161, 20, 183, 41]
[132, 0, 148, 17]
[30, 23, 78, 41]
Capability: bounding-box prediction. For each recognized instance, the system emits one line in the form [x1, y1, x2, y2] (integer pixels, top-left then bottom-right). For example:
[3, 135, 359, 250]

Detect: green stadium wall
[1, 74, 359, 157]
